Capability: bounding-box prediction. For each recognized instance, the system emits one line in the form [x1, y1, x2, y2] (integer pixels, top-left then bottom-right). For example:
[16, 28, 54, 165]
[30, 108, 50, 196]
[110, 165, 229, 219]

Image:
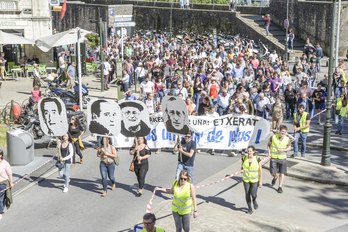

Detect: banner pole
[135, 137, 141, 164]
[56, 137, 62, 163]
[178, 134, 182, 163]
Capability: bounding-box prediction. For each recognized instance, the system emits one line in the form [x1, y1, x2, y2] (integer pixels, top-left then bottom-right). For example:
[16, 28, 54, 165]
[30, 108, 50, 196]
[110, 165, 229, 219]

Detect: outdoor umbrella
[36, 27, 94, 110]
[0, 30, 35, 45]
[35, 28, 92, 52]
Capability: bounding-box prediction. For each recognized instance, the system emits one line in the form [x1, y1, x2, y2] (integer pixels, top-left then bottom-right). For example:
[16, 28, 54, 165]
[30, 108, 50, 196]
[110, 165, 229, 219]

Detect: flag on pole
[61, 0, 67, 19]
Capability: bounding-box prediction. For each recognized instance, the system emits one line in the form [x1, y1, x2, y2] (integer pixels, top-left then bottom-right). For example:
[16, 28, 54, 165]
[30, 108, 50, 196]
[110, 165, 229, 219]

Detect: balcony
[0, 1, 17, 10]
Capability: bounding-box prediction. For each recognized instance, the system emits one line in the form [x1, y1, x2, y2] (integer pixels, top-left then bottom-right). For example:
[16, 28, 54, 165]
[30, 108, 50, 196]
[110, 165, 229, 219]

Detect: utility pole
[321, 0, 336, 166]
[335, 0, 341, 67]
[285, 0, 289, 61]
[170, 0, 173, 40]
[99, 17, 104, 92]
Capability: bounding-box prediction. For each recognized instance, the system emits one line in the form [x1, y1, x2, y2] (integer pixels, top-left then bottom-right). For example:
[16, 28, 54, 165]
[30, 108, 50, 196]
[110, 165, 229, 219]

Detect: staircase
[240, 14, 306, 60]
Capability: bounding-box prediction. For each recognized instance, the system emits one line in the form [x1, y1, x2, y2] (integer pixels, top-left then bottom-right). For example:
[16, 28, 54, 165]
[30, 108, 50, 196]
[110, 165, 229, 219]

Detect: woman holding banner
[157, 170, 198, 232]
[241, 146, 262, 214]
[129, 137, 151, 196]
[69, 117, 85, 168]
[97, 137, 117, 197]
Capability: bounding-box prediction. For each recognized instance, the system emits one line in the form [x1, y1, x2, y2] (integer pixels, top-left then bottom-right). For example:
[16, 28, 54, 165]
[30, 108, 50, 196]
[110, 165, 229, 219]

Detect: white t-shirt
[140, 81, 154, 97]
[269, 53, 278, 63]
[135, 67, 146, 77]
[103, 62, 111, 76]
[59, 57, 65, 69]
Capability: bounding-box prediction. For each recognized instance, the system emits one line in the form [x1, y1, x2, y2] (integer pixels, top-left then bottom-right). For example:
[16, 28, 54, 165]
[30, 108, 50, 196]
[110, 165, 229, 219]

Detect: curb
[261, 161, 348, 186]
[305, 142, 348, 152]
[13, 165, 57, 198]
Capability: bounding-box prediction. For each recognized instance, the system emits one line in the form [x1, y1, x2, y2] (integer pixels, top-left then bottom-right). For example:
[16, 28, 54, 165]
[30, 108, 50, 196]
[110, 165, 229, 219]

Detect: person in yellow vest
[157, 170, 198, 232]
[140, 213, 165, 232]
[241, 145, 263, 214]
[292, 104, 310, 158]
[334, 93, 348, 135]
[267, 125, 292, 194]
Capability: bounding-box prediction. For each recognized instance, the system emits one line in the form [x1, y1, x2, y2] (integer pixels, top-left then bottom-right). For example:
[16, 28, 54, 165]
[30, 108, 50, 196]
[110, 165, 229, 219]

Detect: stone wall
[69, 0, 270, 15]
[270, 0, 348, 56]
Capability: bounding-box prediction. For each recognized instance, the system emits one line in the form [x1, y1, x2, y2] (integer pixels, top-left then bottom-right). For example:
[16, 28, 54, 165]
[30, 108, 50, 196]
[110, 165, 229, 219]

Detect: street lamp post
[99, 18, 104, 92]
[170, 0, 173, 40]
[321, 0, 337, 166]
[335, 0, 341, 67]
[285, 0, 289, 61]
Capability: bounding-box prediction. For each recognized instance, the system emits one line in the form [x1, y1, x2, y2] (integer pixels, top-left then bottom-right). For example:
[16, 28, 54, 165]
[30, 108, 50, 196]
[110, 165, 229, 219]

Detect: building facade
[0, 0, 52, 64]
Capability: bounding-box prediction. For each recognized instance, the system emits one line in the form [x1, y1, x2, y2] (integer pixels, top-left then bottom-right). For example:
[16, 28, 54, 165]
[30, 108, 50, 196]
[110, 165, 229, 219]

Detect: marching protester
[292, 105, 311, 158]
[68, 117, 85, 168]
[97, 137, 117, 197]
[334, 93, 348, 135]
[140, 213, 165, 232]
[57, 133, 74, 193]
[0, 149, 14, 220]
[267, 125, 291, 193]
[157, 170, 198, 232]
[129, 137, 151, 196]
[173, 131, 197, 183]
[241, 146, 262, 214]
[312, 83, 326, 125]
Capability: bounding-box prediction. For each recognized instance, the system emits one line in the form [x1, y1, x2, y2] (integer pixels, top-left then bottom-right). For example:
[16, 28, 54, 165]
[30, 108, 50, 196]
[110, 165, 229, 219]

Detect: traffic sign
[114, 22, 136, 27]
[110, 10, 114, 16]
[284, 19, 289, 29]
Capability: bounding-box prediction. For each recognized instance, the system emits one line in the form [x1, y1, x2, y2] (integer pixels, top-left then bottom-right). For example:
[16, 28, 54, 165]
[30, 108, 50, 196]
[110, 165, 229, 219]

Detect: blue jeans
[293, 131, 308, 157]
[164, 76, 171, 89]
[265, 26, 269, 36]
[285, 101, 295, 119]
[59, 163, 71, 188]
[218, 105, 229, 116]
[100, 162, 116, 191]
[308, 79, 314, 88]
[288, 40, 293, 50]
[176, 162, 194, 184]
[194, 93, 201, 111]
[317, 58, 321, 72]
[139, 76, 145, 84]
[0, 184, 6, 214]
[123, 82, 129, 93]
[282, 84, 287, 94]
[335, 114, 344, 133]
[127, 71, 133, 86]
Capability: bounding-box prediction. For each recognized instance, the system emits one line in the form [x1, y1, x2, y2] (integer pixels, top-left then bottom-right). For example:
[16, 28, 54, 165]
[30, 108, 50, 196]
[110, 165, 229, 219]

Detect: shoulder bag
[129, 156, 137, 172]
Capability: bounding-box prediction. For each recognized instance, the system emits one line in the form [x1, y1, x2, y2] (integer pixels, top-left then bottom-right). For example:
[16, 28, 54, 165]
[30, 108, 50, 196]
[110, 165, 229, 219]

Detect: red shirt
[263, 17, 270, 26]
[167, 58, 174, 67]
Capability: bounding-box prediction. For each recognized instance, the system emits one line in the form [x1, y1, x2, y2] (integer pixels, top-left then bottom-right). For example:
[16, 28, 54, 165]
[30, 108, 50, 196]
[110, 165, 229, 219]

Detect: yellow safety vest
[139, 227, 165, 232]
[242, 156, 260, 183]
[172, 180, 193, 215]
[336, 98, 347, 117]
[294, 112, 310, 133]
[270, 134, 290, 159]
[340, 69, 347, 84]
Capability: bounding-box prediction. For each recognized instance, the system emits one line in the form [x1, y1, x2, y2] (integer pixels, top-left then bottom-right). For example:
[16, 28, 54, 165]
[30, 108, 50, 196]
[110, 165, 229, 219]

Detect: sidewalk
[135, 151, 348, 232]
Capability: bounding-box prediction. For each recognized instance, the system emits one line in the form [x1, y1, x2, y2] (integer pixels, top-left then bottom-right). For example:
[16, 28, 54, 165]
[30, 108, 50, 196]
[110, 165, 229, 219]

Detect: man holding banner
[173, 131, 197, 184]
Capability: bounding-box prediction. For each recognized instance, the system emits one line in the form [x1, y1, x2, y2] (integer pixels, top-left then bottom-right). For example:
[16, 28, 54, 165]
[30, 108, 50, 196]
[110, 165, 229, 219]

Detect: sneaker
[156, 149, 161, 154]
[0, 214, 2, 220]
[253, 200, 259, 210]
[271, 177, 278, 186]
[63, 187, 68, 193]
[278, 187, 283, 193]
[197, 149, 201, 153]
[247, 209, 253, 214]
[230, 152, 237, 157]
[291, 154, 297, 158]
[211, 151, 215, 155]
[138, 189, 143, 196]
[80, 157, 84, 164]
[339, 132, 343, 135]
[335, 131, 340, 135]
[71, 164, 76, 168]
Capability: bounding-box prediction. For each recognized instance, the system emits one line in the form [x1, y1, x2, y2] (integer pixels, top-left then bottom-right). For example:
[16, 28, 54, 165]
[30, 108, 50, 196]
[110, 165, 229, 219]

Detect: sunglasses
[180, 178, 187, 181]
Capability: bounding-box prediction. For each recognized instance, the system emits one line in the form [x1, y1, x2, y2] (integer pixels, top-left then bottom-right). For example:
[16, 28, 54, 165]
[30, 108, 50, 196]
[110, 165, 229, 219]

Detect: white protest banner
[119, 101, 151, 137]
[112, 114, 272, 149]
[162, 96, 190, 136]
[87, 99, 121, 137]
[38, 97, 68, 137]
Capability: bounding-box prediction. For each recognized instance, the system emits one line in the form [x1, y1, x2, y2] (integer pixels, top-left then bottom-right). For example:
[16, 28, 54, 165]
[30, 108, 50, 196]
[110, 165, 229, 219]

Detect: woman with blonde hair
[157, 170, 198, 232]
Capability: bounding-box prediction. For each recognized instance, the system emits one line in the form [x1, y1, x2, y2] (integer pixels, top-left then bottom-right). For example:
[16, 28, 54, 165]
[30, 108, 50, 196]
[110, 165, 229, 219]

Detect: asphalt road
[0, 135, 240, 232]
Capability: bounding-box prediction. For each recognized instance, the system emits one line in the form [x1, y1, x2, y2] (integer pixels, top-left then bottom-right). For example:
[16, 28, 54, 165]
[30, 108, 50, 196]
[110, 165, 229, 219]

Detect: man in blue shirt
[315, 43, 323, 72]
[123, 89, 137, 101]
[232, 62, 244, 79]
[158, 84, 170, 102]
[66, 62, 75, 91]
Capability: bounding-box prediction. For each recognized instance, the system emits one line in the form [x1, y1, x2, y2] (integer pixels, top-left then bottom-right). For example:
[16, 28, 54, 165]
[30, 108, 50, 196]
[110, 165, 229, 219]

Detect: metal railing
[0, 1, 17, 10]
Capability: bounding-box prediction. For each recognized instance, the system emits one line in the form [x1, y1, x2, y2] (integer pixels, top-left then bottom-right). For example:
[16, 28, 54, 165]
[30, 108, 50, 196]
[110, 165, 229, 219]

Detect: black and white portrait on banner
[38, 97, 68, 136]
[119, 101, 151, 137]
[162, 96, 190, 136]
[87, 99, 121, 136]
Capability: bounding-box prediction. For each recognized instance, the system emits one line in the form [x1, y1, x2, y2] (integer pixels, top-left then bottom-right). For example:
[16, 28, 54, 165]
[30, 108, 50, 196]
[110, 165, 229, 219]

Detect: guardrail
[0, 1, 17, 10]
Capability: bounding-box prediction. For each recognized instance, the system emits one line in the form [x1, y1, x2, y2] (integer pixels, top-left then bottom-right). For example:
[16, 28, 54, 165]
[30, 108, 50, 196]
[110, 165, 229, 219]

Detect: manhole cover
[287, 160, 299, 168]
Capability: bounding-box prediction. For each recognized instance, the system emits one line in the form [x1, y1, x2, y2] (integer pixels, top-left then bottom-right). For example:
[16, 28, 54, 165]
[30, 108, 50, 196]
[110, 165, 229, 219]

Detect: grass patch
[0, 124, 9, 148]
